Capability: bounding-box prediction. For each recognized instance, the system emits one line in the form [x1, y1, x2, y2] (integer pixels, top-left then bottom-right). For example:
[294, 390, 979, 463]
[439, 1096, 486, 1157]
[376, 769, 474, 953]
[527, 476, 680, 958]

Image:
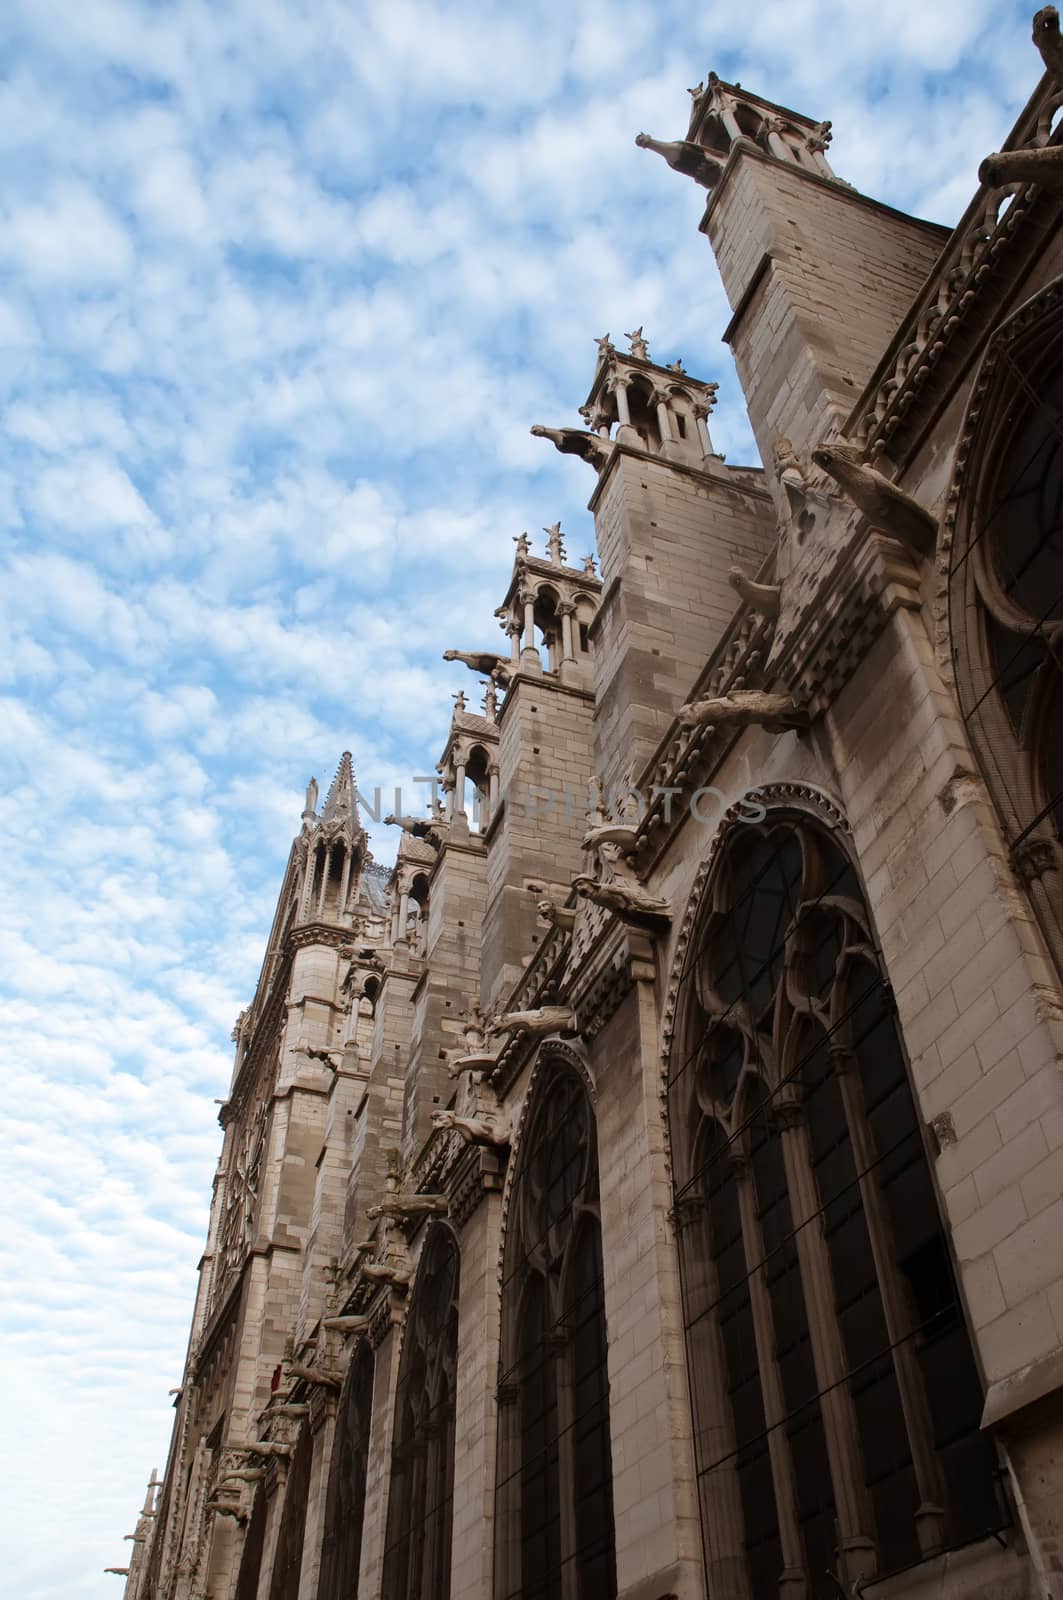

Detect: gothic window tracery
[670, 814, 1003, 1599]
[381, 1224, 459, 1600]
[319, 1343, 374, 1600]
[495, 1063, 617, 1600]
[949, 290, 1063, 969]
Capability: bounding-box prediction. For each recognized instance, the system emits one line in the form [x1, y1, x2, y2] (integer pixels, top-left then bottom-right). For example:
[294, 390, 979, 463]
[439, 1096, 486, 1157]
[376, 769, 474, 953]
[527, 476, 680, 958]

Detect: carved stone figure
[361, 1254, 412, 1287]
[571, 873, 671, 925]
[491, 1005, 578, 1038]
[728, 566, 781, 617]
[513, 531, 531, 556]
[322, 1314, 371, 1334]
[677, 690, 810, 732]
[667, 358, 686, 373]
[582, 821, 641, 854]
[635, 132, 724, 189]
[285, 1362, 342, 1390]
[383, 812, 437, 838]
[979, 144, 1063, 189]
[583, 554, 598, 576]
[1033, 6, 1063, 79]
[811, 441, 937, 557]
[625, 326, 649, 359]
[366, 1194, 449, 1222]
[452, 689, 467, 714]
[544, 522, 566, 564]
[537, 897, 577, 932]
[773, 436, 812, 523]
[430, 1109, 511, 1147]
[530, 425, 614, 469]
[807, 119, 833, 154]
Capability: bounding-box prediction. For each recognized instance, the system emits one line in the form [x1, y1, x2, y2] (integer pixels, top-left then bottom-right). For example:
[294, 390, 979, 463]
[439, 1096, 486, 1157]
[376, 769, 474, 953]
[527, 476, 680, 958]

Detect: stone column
[655, 393, 675, 443]
[611, 375, 631, 427]
[693, 405, 713, 456]
[453, 758, 467, 819]
[557, 601, 576, 663]
[520, 587, 542, 669]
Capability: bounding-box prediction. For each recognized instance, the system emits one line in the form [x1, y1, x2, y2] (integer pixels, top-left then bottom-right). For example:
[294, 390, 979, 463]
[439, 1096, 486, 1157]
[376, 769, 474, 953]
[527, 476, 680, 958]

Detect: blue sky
[0, 1, 1039, 1594]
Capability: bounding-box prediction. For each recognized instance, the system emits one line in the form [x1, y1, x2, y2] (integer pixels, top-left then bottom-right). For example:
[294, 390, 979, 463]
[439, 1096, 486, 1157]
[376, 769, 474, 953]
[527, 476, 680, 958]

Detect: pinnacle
[321, 751, 356, 821]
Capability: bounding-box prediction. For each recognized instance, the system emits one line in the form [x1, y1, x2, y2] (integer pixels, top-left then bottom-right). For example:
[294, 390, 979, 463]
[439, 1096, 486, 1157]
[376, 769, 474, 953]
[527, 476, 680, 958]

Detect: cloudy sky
[0, 0, 1040, 1594]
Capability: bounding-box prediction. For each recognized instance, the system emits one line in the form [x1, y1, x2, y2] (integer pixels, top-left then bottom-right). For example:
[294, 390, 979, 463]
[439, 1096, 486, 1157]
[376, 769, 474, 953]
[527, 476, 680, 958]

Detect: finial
[482, 679, 498, 719]
[543, 522, 565, 564]
[513, 531, 531, 557]
[452, 689, 467, 714]
[594, 333, 615, 361]
[666, 358, 686, 373]
[303, 777, 318, 818]
[582, 553, 597, 576]
[625, 326, 649, 360]
[687, 81, 705, 100]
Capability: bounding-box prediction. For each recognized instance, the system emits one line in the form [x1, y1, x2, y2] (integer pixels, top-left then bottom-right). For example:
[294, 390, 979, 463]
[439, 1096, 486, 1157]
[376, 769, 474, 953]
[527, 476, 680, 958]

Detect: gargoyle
[219, 1469, 266, 1484]
[104, 1569, 132, 1576]
[383, 812, 436, 837]
[323, 1314, 371, 1335]
[979, 145, 1063, 189]
[811, 441, 937, 557]
[296, 1045, 341, 1070]
[286, 1362, 342, 1391]
[572, 874, 671, 926]
[728, 566, 781, 618]
[582, 821, 641, 854]
[1033, 6, 1063, 79]
[260, 1403, 309, 1419]
[430, 1109, 512, 1147]
[443, 1003, 499, 1076]
[366, 1194, 449, 1222]
[773, 437, 812, 523]
[537, 897, 577, 933]
[677, 690, 809, 733]
[205, 1502, 246, 1523]
[492, 1005, 578, 1038]
[239, 1441, 293, 1459]
[530, 425, 614, 470]
[361, 1252, 412, 1287]
[443, 648, 513, 685]
[635, 132, 724, 189]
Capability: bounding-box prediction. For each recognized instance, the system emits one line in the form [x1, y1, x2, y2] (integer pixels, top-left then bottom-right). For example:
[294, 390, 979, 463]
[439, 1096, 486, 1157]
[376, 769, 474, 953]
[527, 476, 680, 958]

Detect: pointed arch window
[495, 1063, 617, 1600]
[381, 1225, 459, 1600]
[670, 814, 1004, 1599]
[949, 286, 1063, 971]
[319, 1343, 374, 1600]
[267, 1422, 313, 1600]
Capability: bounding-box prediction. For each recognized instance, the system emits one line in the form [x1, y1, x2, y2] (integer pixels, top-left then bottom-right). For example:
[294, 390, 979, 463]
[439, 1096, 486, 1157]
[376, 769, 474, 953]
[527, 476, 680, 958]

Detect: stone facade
[118, 18, 1063, 1600]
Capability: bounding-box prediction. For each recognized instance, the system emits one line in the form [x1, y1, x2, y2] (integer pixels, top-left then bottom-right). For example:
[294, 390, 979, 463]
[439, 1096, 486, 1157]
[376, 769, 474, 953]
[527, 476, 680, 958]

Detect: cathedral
[114, 12, 1063, 1600]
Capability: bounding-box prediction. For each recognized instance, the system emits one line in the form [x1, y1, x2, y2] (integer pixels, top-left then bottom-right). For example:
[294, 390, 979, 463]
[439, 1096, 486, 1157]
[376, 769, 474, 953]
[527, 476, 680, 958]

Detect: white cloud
[0, 0, 1042, 1594]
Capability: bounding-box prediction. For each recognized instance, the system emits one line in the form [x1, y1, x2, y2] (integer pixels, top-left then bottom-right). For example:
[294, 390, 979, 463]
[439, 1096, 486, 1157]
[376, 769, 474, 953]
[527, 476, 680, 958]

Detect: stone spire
[321, 752, 356, 824]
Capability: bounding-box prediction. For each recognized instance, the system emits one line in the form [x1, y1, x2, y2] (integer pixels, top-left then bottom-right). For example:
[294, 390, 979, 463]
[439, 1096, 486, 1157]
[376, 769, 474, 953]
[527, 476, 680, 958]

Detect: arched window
[267, 1423, 313, 1600]
[381, 1225, 459, 1600]
[319, 1343, 374, 1600]
[233, 1488, 267, 1600]
[670, 814, 1003, 1599]
[495, 1063, 617, 1600]
[948, 284, 1063, 971]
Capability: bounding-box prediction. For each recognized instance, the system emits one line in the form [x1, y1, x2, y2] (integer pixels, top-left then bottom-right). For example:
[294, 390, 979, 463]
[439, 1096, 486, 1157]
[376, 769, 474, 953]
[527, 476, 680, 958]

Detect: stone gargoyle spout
[366, 1194, 449, 1221]
[537, 897, 577, 932]
[634, 132, 724, 189]
[492, 1005, 578, 1038]
[728, 566, 781, 618]
[571, 873, 670, 926]
[530, 425, 614, 470]
[443, 649, 513, 684]
[811, 441, 937, 557]
[979, 144, 1063, 190]
[677, 690, 809, 733]
[430, 1109, 512, 1147]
